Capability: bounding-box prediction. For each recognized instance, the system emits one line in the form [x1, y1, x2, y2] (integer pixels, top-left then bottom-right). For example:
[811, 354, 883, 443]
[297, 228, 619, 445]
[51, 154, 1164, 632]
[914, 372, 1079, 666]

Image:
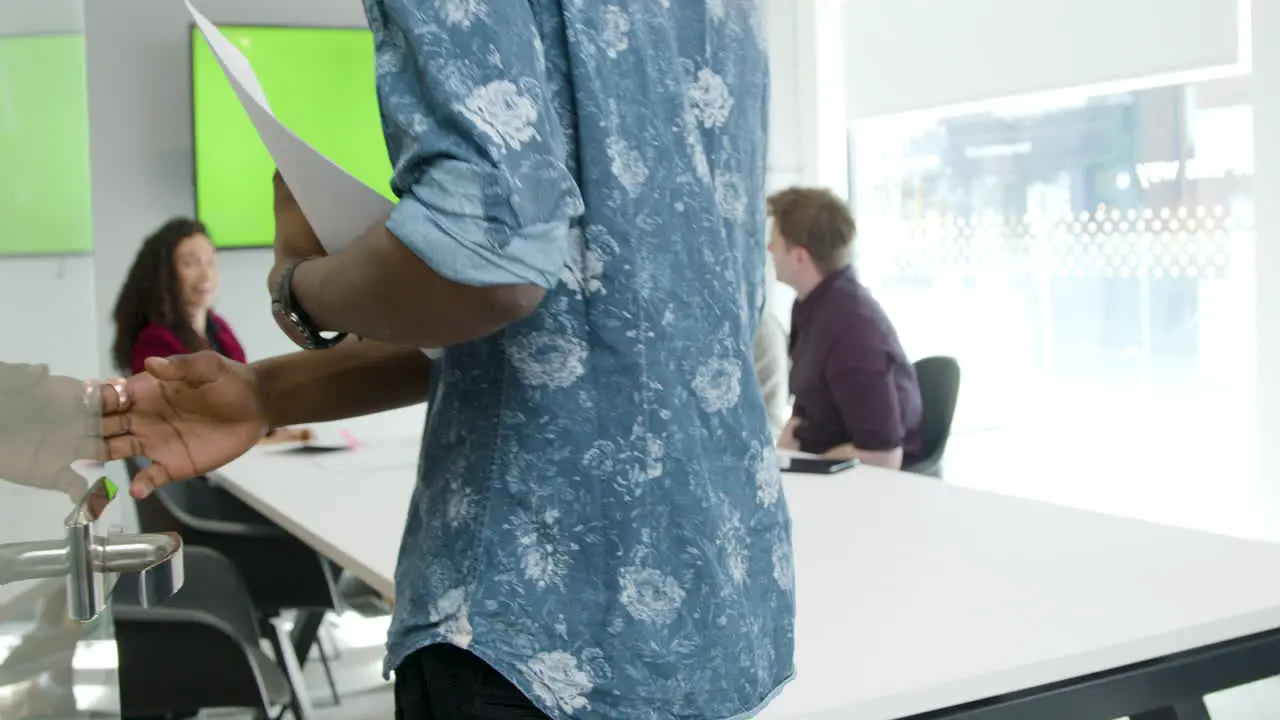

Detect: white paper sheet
[776, 447, 825, 471]
[186, 0, 442, 359]
[777, 448, 824, 460]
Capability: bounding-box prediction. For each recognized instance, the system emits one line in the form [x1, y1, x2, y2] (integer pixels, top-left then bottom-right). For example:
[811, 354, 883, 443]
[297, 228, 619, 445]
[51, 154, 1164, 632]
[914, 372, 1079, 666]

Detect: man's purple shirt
[789, 267, 925, 462]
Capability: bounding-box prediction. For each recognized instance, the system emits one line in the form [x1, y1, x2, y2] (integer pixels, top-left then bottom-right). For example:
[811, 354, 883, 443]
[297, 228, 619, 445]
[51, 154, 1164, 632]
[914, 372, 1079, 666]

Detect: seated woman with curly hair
[111, 218, 245, 374]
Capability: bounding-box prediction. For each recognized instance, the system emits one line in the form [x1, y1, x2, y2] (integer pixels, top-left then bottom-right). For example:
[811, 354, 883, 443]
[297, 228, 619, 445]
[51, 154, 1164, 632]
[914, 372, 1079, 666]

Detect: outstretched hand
[0, 362, 100, 500]
[100, 352, 269, 499]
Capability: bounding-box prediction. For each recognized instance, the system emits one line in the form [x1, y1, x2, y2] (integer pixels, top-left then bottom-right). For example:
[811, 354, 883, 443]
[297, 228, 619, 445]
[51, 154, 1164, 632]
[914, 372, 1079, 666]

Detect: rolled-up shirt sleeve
[367, 0, 583, 288]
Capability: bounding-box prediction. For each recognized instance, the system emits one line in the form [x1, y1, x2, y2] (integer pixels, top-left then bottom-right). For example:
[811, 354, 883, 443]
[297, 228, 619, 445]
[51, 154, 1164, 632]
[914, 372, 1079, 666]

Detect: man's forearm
[823, 443, 904, 470]
[290, 220, 543, 348]
[252, 339, 432, 428]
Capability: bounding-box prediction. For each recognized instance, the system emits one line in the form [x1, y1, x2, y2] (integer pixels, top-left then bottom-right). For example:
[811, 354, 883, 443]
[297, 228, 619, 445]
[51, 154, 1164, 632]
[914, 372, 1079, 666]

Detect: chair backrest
[912, 355, 961, 469]
[126, 458, 208, 534]
[116, 545, 263, 645]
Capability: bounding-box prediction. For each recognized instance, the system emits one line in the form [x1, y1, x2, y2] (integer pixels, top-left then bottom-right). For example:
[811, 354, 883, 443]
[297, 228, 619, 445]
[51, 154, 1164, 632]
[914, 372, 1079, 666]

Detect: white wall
[765, 0, 846, 194]
[0, 257, 100, 377]
[0, 0, 80, 34]
[763, 0, 846, 322]
[1252, 0, 1280, 516]
[764, 0, 806, 192]
[843, 0, 1242, 120]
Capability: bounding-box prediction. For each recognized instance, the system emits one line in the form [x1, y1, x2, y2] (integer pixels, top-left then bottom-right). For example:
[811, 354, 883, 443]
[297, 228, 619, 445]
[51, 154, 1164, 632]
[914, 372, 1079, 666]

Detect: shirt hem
[384, 634, 796, 719]
[722, 671, 795, 720]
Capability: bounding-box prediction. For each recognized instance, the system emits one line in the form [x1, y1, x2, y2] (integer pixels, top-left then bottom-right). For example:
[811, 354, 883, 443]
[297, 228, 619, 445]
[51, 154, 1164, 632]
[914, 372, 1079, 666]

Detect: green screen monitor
[191, 25, 394, 248]
[0, 34, 92, 255]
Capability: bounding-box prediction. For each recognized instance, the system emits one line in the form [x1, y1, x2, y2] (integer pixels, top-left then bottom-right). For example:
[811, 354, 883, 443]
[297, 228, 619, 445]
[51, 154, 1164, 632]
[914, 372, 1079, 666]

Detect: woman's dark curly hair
[111, 218, 211, 373]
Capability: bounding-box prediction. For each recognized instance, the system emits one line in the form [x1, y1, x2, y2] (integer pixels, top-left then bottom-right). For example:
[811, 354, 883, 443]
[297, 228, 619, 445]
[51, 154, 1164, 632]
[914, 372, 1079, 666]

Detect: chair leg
[314, 632, 341, 705]
[322, 618, 344, 660]
[263, 616, 315, 720]
[289, 609, 326, 672]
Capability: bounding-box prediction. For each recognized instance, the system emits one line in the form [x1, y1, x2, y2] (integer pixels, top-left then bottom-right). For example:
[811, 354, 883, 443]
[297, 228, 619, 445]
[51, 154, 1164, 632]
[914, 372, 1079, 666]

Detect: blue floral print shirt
[364, 1, 795, 717]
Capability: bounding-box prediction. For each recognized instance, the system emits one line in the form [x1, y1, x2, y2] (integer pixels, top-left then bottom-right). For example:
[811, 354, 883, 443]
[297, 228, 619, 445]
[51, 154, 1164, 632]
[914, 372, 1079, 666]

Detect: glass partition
[0, 0, 126, 715]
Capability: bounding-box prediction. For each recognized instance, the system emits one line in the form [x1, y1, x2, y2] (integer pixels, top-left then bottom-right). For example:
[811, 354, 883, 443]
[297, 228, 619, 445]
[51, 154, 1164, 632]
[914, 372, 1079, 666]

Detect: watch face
[272, 302, 315, 350]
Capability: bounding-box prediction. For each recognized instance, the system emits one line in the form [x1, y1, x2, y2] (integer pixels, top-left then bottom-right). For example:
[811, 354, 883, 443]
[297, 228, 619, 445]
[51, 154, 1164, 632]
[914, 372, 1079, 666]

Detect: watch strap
[274, 258, 347, 350]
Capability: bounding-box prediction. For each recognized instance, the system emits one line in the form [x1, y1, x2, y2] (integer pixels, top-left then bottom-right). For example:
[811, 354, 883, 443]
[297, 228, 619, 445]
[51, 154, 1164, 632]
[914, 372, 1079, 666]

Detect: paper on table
[776, 447, 826, 471]
[309, 436, 422, 474]
[777, 448, 824, 460]
[185, 0, 442, 359]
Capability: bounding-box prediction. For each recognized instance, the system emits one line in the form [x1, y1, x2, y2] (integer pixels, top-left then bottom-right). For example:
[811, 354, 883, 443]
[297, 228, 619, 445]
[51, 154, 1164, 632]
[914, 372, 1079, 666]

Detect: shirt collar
[792, 265, 853, 328]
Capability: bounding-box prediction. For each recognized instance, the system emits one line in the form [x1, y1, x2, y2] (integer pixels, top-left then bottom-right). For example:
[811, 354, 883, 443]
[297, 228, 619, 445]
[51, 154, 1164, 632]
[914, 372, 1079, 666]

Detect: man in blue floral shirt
[101, 1, 795, 717]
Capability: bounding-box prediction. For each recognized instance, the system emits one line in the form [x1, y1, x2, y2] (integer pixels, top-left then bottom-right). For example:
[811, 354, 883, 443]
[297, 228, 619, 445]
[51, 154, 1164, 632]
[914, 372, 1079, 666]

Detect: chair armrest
[177, 514, 285, 539]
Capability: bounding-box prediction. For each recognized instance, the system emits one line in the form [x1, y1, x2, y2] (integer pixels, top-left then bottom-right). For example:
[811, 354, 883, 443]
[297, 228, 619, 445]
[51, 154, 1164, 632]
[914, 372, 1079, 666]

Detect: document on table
[299, 436, 421, 475]
[185, 0, 442, 359]
[776, 447, 825, 471]
[777, 448, 824, 460]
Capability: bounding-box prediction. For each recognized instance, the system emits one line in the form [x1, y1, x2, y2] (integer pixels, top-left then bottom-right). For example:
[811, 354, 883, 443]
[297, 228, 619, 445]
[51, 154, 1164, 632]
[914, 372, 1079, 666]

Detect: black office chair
[904, 355, 961, 478]
[115, 546, 293, 718]
[127, 463, 343, 707]
[126, 461, 395, 705]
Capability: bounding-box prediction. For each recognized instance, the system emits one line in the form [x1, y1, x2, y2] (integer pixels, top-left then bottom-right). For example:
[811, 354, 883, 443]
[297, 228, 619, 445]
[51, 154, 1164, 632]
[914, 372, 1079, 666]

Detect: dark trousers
[394, 644, 549, 720]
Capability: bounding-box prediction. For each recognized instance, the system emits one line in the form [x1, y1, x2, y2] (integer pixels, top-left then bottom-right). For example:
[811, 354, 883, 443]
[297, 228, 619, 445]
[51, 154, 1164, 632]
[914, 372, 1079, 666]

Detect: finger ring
[106, 376, 129, 410]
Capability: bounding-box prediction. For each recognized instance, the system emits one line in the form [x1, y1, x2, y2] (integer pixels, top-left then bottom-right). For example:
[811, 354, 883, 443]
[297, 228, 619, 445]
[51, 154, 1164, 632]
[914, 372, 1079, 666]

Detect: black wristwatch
[271, 258, 348, 350]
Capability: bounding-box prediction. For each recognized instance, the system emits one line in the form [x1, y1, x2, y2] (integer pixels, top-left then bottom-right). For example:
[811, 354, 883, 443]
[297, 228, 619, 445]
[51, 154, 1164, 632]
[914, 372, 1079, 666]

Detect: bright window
[849, 74, 1255, 504]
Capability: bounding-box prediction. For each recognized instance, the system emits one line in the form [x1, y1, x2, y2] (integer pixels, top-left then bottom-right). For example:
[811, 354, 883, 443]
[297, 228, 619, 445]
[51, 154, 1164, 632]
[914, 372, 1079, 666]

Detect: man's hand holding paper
[268, 170, 327, 296]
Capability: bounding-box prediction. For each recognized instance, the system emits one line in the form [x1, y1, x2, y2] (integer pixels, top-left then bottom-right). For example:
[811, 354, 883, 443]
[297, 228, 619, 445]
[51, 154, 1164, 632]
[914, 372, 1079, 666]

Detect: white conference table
[216, 434, 1280, 720]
